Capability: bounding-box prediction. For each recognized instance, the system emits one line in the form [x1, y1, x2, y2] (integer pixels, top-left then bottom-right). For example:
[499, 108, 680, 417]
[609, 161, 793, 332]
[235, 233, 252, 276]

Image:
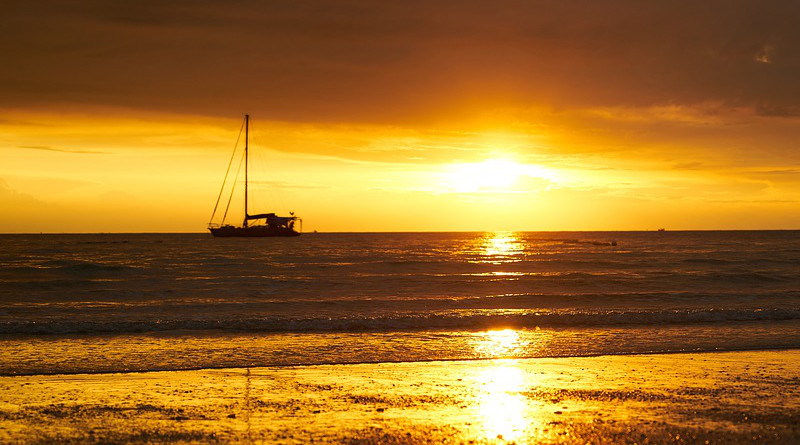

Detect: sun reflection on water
[480, 232, 524, 264]
[474, 328, 523, 358]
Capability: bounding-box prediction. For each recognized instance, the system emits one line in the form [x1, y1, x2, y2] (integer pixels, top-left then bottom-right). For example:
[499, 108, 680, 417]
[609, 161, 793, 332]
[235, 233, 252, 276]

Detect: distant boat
[657, 228, 666, 232]
[207, 115, 301, 237]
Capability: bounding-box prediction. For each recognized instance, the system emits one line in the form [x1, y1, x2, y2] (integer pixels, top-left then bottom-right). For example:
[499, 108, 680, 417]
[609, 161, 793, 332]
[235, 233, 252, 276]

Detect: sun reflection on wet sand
[470, 329, 539, 442]
[475, 362, 531, 442]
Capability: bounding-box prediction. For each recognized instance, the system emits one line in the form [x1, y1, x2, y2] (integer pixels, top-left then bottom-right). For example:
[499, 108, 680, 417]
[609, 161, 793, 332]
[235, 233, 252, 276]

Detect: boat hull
[209, 226, 300, 237]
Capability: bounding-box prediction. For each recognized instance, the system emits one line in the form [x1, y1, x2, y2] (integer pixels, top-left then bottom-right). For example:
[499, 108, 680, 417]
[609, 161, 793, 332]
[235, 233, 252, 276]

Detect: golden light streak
[476, 363, 529, 442]
[474, 329, 523, 358]
[479, 232, 524, 264]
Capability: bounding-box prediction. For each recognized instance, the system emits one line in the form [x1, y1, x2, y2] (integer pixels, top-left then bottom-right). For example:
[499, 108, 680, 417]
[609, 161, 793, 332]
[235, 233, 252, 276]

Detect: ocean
[1, 231, 799, 375]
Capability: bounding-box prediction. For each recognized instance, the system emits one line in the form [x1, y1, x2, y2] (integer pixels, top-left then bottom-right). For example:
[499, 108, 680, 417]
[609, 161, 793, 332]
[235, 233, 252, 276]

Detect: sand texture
[1, 350, 799, 444]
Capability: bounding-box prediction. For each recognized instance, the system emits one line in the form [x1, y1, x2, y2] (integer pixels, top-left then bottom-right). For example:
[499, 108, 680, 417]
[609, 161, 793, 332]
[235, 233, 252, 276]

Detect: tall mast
[244, 114, 249, 227]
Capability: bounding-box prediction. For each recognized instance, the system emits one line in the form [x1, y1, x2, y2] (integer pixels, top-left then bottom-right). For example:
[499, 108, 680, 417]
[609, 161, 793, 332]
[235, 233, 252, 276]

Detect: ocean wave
[689, 271, 795, 283]
[3, 307, 800, 335]
[0, 261, 136, 274]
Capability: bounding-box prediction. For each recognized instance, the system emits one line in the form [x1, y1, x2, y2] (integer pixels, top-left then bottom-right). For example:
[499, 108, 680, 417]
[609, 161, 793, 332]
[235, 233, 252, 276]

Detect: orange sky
[1, 1, 799, 232]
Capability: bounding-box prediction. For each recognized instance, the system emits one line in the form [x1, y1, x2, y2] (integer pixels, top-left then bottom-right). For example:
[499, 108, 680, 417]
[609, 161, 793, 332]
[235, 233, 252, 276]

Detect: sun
[441, 158, 557, 193]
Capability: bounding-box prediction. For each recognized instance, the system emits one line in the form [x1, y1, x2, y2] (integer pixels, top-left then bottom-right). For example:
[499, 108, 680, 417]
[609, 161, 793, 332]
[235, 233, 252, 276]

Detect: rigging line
[209, 119, 246, 224]
[221, 142, 246, 225]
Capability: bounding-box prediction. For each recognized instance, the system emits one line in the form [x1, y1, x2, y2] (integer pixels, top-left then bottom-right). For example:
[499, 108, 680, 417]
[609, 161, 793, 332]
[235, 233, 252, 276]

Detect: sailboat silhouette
[208, 115, 302, 237]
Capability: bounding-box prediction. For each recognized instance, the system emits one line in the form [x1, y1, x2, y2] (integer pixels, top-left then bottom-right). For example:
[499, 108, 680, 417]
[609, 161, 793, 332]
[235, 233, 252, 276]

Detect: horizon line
[2, 228, 799, 235]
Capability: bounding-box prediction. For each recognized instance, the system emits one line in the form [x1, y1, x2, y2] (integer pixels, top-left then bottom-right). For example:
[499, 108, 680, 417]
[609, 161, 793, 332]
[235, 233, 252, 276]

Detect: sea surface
[1, 231, 799, 375]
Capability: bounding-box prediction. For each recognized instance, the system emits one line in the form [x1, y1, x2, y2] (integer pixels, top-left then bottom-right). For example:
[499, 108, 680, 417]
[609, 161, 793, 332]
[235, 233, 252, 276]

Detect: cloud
[1, 176, 95, 196]
[754, 44, 774, 64]
[0, 178, 57, 230]
[672, 162, 705, 170]
[0, 179, 34, 200]
[2, 0, 800, 124]
[18, 145, 108, 154]
[745, 169, 800, 186]
[248, 180, 330, 190]
[754, 104, 800, 117]
[708, 199, 798, 204]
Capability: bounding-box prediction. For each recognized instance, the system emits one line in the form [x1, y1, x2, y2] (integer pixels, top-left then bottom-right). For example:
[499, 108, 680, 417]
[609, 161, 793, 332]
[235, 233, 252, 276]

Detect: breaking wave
[4, 307, 800, 335]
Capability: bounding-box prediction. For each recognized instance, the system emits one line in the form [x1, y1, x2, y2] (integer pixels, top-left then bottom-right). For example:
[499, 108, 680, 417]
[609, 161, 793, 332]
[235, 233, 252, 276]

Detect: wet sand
[1, 350, 799, 444]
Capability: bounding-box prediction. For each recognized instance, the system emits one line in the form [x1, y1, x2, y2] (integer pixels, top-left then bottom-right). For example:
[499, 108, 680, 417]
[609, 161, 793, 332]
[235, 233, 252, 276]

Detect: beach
[2, 349, 799, 444]
[2, 232, 799, 443]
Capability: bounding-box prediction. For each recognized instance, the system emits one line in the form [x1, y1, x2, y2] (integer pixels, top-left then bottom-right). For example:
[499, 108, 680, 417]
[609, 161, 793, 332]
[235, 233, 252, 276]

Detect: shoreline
[3, 345, 800, 378]
[2, 349, 799, 444]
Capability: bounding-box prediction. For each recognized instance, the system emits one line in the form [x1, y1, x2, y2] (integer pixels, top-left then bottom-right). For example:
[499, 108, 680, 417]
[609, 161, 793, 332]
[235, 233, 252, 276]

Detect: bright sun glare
[477, 363, 529, 442]
[441, 159, 557, 193]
